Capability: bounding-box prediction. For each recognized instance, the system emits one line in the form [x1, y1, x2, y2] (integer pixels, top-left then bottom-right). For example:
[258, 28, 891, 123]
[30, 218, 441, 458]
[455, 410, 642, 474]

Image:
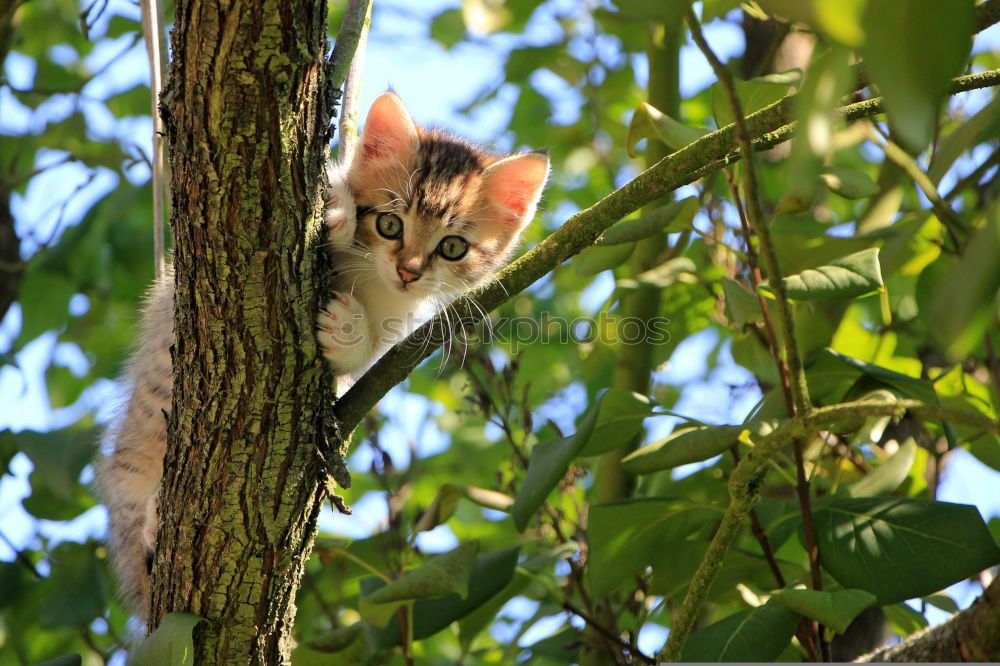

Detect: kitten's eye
[376, 212, 403, 239]
[437, 235, 469, 261]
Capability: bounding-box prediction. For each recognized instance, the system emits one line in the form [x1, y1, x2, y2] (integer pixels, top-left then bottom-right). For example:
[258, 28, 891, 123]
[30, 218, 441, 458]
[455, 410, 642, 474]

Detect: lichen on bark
[153, 0, 346, 661]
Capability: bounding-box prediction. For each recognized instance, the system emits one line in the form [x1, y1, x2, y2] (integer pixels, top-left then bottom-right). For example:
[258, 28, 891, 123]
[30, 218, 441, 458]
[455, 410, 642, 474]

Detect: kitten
[98, 91, 550, 619]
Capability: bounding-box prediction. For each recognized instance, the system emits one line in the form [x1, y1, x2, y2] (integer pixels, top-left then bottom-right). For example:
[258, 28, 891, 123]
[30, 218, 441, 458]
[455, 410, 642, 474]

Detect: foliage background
[1, 0, 1000, 663]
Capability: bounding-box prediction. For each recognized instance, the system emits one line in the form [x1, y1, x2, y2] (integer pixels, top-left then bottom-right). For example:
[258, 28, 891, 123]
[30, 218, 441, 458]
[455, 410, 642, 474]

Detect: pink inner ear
[487, 155, 549, 222]
[359, 93, 417, 164]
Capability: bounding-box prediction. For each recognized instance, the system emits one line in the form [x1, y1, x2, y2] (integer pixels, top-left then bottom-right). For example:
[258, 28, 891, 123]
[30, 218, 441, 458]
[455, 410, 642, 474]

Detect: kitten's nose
[397, 267, 421, 284]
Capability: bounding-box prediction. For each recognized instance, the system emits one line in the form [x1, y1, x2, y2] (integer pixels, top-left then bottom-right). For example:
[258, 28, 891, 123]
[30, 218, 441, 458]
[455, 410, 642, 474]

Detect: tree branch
[858, 575, 1000, 662]
[333, 68, 1000, 434]
[139, 0, 169, 280]
[331, 0, 372, 168]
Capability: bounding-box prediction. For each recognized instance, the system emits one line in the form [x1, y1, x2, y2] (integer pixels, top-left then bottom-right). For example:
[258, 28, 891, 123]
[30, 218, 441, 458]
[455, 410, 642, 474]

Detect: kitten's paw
[324, 167, 357, 247]
[317, 291, 371, 374]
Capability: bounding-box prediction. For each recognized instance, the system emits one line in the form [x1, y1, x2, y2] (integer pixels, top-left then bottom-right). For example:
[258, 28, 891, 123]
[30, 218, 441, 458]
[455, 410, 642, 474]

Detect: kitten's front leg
[317, 291, 371, 375]
[324, 163, 357, 248]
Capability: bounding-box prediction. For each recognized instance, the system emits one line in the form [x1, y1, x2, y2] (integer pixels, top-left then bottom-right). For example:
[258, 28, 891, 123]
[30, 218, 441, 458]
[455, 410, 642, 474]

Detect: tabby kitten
[99, 91, 550, 619]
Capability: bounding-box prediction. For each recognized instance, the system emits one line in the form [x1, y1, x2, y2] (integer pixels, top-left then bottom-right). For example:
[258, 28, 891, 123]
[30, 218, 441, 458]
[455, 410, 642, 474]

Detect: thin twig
[335, 0, 372, 167]
[563, 601, 656, 664]
[329, 0, 374, 92]
[140, 0, 169, 279]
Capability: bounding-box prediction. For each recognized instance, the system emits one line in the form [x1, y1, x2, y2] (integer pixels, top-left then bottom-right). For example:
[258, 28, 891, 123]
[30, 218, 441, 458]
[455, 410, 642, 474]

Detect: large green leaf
[572, 242, 635, 276]
[681, 600, 799, 662]
[129, 612, 206, 666]
[511, 396, 601, 531]
[14, 428, 97, 501]
[360, 541, 479, 628]
[596, 197, 699, 246]
[368, 546, 520, 648]
[860, 0, 975, 152]
[814, 497, 1000, 604]
[40, 542, 105, 628]
[587, 497, 718, 597]
[579, 389, 653, 457]
[767, 248, 884, 301]
[712, 71, 800, 130]
[620, 425, 744, 474]
[773, 588, 876, 634]
[820, 166, 880, 200]
[617, 257, 697, 291]
[627, 103, 706, 156]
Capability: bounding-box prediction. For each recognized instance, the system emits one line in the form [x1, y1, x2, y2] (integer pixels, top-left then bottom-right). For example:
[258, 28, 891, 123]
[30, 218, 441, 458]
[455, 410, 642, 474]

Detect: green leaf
[414, 484, 514, 533]
[883, 602, 928, 636]
[360, 541, 479, 628]
[860, 0, 975, 152]
[767, 248, 884, 300]
[820, 166, 880, 199]
[129, 612, 206, 666]
[712, 71, 800, 129]
[723, 277, 763, 329]
[846, 438, 917, 497]
[681, 600, 799, 661]
[587, 498, 718, 597]
[579, 389, 653, 457]
[596, 197, 699, 246]
[430, 8, 465, 49]
[773, 588, 876, 634]
[16, 269, 76, 343]
[649, 539, 805, 601]
[41, 542, 105, 628]
[788, 46, 854, 199]
[814, 497, 1000, 604]
[620, 425, 744, 474]
[369, 546, 520, 648]
[528, 627, 580, 661]
[928, 95, 1000, 184]
[23, 472, 95, 520]
[14, 428, 97, 501]
[617, 257, 697, 291]
[303, 623, 362, 653]
[928, 208, 1000, 360]
[572, 242, 635, 276]
[627, 102, 707, 156]
[511, 400, 600, 531]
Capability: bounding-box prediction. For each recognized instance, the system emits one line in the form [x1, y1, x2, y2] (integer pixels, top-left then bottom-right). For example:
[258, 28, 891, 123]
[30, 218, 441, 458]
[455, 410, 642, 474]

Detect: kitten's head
[345, 92, 549, 300]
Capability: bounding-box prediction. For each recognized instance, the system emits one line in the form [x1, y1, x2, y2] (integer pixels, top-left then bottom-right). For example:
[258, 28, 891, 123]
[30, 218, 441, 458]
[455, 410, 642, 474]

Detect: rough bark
[154, 0, 345, 662]
[859, 576, 1000, 662]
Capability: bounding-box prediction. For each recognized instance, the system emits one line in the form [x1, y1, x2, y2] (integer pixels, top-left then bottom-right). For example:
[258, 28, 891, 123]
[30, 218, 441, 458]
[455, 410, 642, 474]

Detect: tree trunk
[154, 0, 346, 661]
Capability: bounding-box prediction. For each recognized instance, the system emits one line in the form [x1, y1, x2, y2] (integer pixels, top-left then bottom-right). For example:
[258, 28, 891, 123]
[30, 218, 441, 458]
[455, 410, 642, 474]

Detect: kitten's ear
[356, 92, 419, 166]
[481, 151, 550, 230]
